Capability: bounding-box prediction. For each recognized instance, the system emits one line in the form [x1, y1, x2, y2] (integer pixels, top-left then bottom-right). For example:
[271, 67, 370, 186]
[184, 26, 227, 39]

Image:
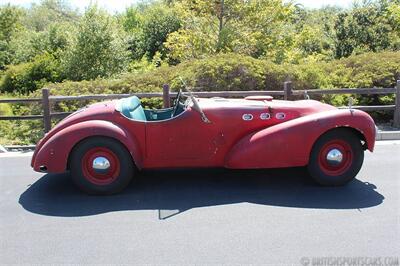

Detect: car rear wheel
[308, 129, 364, 186]
[70, 137, 135, 195]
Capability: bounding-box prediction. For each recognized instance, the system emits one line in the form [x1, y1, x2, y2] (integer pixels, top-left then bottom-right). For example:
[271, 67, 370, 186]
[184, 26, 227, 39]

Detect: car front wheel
[308, 129, 364, 186]
[69, 137, 135, 195]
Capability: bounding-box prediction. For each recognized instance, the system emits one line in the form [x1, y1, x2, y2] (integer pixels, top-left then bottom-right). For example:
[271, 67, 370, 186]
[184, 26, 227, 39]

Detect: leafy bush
[0, 53, 61, 93]
[0, 96, 12, 116]
[0, 51, 399, 145]
[0, 94, 44, 145]
[34, 51, 400, 125]
[47, 51, 400, 92]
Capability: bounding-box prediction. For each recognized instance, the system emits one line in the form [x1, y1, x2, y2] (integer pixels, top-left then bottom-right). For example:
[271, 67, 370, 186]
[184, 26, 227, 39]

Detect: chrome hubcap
[326, 149, 343, 165]
[92, 157, 110, 173]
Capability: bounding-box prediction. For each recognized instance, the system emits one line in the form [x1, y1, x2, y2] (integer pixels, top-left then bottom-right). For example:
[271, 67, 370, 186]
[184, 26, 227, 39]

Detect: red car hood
[198, 98, 336, 117]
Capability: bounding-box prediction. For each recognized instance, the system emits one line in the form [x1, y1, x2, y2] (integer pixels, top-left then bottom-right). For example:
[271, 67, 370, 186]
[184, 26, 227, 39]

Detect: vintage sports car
[31, 89, 376, 195]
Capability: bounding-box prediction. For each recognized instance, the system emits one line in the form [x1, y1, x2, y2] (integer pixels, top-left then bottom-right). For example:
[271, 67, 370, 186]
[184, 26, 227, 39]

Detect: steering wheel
[172, 89, 182, 117]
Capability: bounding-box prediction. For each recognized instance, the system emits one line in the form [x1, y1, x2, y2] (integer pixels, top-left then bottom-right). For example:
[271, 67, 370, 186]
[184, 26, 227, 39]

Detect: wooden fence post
[42, 88, 51, 133]
[163, 84, 170, 108]
[284, 81, 293, 100]
[394, 80, 400, 128]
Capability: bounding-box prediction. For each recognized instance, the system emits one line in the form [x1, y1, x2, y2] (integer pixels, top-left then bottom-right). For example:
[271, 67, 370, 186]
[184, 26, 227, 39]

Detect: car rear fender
[224, 109, 376, 169]
[32, 120, 143, 173]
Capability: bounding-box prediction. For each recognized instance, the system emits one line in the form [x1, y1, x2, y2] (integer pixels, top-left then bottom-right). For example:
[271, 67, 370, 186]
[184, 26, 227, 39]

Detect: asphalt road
[0, 142, 399, 265]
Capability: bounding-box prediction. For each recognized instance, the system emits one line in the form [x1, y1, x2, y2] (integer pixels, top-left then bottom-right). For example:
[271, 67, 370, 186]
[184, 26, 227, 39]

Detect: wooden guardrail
[0, 80, 399, 133]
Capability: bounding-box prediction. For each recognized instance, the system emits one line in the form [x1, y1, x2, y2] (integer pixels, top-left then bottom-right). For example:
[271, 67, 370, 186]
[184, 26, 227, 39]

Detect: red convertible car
[31, 90, 376, 194]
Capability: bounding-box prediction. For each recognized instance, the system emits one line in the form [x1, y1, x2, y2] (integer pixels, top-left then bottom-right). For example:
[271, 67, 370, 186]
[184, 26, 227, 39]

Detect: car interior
[116, 91, 186, 121]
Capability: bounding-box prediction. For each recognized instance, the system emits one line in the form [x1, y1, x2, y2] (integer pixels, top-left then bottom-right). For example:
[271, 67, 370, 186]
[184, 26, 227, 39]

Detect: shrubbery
[44, 51, 400, 93]
[0, 53, 61, 94]
[0, 51, 399, 145]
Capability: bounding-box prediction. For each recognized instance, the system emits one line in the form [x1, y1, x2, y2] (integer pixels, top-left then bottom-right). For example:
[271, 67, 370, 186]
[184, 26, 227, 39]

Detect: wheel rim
[318, 139, 353, 176]
[81, 147, 120, 185]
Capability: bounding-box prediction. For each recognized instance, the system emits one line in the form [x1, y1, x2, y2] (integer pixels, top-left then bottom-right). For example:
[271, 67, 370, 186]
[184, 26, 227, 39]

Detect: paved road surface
[0, 142, 399, 265]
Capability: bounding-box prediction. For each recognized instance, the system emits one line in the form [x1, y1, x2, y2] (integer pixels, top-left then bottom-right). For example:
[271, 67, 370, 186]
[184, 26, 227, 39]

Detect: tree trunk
[216, 0, 224, 53]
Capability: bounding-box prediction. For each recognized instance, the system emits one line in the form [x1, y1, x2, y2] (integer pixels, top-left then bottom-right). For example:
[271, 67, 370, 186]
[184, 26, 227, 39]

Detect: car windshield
[116, 84, 210, 122]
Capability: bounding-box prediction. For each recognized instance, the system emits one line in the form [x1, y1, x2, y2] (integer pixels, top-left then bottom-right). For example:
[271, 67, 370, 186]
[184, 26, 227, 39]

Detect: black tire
[69, 137, 135, 195]
[307, 129, 364, 186]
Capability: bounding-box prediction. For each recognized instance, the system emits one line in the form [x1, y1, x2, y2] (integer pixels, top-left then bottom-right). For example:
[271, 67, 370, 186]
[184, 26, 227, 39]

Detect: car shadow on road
[19, 167, 384, 218]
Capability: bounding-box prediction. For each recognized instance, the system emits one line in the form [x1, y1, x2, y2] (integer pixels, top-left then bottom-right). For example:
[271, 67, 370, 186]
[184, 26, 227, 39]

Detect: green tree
[62, 6, 130, 81]
[334, 2, 394, 58]
[165, 0, 294, 63]
[290, 7, 338, 62]
[23, 0, 79, 31]
[142, 4, 181, 59]
[20, 22, 75, 62]
[122, 6, 147, 60]
[1, 2, 76, 68]
[384, 0, 400, 49]
[122, 3, 180, 60]
[46, 22, 74, 54]
[0, 4, 24, 69]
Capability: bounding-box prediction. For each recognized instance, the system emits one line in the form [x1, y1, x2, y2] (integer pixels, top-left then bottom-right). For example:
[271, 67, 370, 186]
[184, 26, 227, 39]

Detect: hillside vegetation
[0, 0, 399, 144]
[1, 51, 399, 145]
[43, 51, 400, 94]
[1, 0, 399, 95]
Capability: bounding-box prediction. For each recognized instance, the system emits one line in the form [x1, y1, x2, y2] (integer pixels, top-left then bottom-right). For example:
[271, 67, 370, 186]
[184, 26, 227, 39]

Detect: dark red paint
[31, 97, 376, 173]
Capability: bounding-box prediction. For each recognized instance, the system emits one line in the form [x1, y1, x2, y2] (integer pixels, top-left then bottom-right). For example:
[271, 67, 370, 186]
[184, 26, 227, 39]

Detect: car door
[144, 109, 218, 168]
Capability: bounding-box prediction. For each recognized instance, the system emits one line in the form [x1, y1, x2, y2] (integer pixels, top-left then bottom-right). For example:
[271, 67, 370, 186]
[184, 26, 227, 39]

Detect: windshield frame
[184, 91, 211, 123]
[177, 77, 212, 123]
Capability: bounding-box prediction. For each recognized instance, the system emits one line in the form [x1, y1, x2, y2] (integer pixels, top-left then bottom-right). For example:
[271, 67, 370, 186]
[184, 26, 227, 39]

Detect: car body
[31, 92, 376, 194]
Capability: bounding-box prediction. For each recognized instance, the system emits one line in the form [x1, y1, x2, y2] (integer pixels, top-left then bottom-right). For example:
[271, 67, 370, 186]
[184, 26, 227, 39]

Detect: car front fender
[32, 120, 143, 173]
[224, 109, 376, 169]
